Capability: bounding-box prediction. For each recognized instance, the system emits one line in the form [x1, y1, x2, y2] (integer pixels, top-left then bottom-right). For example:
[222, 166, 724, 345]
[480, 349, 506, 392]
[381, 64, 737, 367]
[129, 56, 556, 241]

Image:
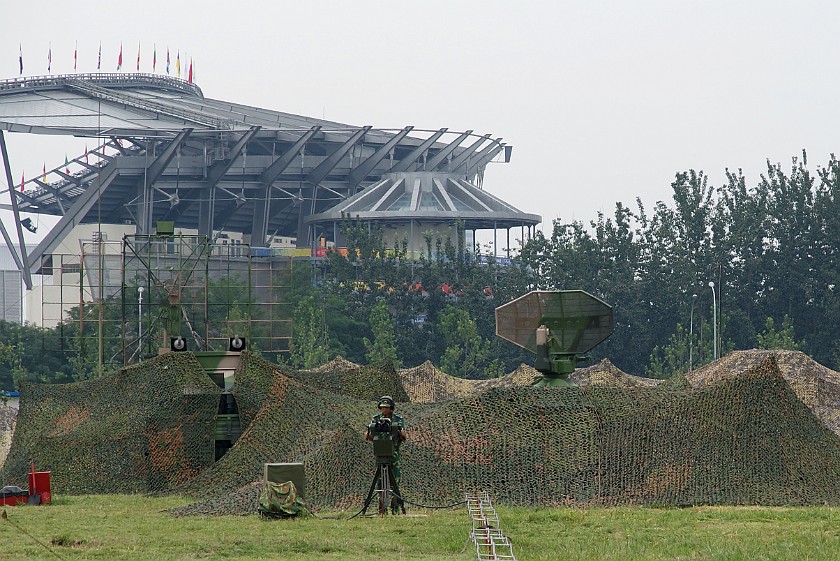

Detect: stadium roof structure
[0, 73, 539, 289]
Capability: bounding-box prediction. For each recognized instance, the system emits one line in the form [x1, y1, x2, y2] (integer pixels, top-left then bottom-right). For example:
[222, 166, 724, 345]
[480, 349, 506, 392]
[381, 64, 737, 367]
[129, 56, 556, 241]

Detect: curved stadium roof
[0, 73, 539, 285]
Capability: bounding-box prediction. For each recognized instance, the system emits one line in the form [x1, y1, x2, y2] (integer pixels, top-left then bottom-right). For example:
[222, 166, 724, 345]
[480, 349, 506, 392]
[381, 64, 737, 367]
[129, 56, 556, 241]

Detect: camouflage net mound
[6, 348, 840, 512]
[398, 361, 538, 403]
[302, 356, 362, 374]
[0, 352, 221, 494]
[173, 352, 840, 514]
[687, 349, 840, 437]
[572, 359, 663, 388]
[0, 399, 16, 470]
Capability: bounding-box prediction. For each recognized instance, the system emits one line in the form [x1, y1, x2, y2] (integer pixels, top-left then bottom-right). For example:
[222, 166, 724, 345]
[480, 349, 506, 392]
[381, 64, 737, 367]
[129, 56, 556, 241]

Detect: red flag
[188, 58, 193, 83]
[65, 155, 70, 174]
[117, 44, 123, 70]
[19, 172, 24, 192]
[74, 41, 78, 71]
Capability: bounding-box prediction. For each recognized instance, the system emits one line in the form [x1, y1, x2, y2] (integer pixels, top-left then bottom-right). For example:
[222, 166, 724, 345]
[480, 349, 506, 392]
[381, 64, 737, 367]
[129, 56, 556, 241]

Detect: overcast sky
[1, 0, 839, 245]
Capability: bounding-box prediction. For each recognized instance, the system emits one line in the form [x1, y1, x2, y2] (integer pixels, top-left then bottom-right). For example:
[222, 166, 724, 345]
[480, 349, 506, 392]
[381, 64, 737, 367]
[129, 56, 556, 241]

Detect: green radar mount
[495, 290, 614, 387]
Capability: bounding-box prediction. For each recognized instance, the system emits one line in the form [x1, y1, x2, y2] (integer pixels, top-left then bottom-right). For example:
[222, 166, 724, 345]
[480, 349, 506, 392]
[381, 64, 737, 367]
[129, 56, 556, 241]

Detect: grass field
[1, 495, 840, 560]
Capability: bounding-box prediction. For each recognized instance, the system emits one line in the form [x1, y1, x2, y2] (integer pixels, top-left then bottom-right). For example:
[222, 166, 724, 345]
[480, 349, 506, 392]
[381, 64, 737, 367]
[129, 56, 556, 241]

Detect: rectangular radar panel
[495, 290, 613, 355]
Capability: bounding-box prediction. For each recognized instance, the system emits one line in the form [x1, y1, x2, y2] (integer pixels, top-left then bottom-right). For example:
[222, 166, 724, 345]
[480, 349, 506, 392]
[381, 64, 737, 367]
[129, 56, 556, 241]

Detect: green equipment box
[264, 463, 306, 500]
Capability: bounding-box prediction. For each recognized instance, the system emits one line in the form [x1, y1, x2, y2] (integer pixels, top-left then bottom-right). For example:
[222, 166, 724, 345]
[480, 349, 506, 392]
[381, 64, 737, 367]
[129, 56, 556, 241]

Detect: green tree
[438, 306, 503, 378]
[288, 296, 331, 369]
[756, 315, 801, 350]
[364, 299, 401, 369]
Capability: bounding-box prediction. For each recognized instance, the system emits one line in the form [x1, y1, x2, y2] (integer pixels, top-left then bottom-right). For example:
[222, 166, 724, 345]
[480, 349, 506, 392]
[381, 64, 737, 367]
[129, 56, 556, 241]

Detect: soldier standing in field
[365, 395, 406, 513]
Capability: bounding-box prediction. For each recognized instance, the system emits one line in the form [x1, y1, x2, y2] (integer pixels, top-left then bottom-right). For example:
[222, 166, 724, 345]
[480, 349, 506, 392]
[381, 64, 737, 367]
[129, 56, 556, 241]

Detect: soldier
[365, 395, 406, 513]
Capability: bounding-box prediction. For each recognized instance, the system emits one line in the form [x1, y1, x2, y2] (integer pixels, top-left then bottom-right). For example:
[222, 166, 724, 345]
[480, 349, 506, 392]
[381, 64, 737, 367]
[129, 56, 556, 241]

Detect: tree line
[1, 151, 837, 388]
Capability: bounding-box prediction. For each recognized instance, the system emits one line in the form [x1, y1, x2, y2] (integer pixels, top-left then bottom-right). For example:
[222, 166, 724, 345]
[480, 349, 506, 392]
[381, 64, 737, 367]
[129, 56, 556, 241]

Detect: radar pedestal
[495, 290, 614, 386]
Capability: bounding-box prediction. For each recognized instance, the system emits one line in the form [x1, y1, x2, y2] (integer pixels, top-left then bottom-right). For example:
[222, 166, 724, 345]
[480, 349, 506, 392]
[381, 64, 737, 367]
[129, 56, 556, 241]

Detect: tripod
[361, 460, 406, 516]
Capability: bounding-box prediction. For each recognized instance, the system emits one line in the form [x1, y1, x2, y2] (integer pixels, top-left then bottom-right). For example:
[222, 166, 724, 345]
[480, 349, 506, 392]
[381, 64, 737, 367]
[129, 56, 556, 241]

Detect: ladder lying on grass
[465, 492, 517, 561]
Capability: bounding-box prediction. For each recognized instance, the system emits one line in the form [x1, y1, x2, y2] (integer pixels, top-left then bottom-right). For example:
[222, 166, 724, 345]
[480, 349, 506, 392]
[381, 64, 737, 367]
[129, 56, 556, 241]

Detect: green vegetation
[1, 495, 840, 560]
[5, 152, 840, 388]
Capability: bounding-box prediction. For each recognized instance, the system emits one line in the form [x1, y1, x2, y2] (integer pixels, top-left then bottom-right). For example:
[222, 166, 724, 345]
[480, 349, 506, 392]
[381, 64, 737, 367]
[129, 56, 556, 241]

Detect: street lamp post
[708, 281, 717, 360]
[689, 294, 697, 372]
[138, 286, 145, 362]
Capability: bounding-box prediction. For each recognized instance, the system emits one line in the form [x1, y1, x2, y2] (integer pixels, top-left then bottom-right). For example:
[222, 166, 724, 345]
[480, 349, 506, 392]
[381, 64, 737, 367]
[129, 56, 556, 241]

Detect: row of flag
[17, 43, 195, 82]
[18, 147, 96, 191]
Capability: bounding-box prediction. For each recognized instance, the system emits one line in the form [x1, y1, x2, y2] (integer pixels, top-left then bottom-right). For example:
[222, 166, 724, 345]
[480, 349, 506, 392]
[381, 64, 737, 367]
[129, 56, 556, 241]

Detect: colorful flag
[117, 43, 123, 71]
[153, 44, 157, 72]
[166, 47, 170, 74]
[42, 164, 46, 183]
[74, 41, 78, 71]
[136, 42, 140, 71]
[18, 44, 23, 75]
[176, 51, 181, 78]
[98, 42, 101, 70]
[19, 172, 24, 192]
[47, 44, 52, 73]
[84, 145, 89, 164]
[188, 58, 193, 83]
[65, 155, 70, 174]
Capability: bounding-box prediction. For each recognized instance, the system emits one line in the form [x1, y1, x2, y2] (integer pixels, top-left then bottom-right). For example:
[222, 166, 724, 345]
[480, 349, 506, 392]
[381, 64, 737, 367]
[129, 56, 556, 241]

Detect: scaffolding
[38, 234, 293, 376]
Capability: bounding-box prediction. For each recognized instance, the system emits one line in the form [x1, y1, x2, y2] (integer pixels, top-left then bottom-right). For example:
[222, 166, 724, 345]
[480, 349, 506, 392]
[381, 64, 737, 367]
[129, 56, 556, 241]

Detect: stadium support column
[296, 127, 371, 248]
[0, 131, 32, 289]
[198, 127, 261, 238]
[138, 129, 192, 234]
[256, 126, 322, 247]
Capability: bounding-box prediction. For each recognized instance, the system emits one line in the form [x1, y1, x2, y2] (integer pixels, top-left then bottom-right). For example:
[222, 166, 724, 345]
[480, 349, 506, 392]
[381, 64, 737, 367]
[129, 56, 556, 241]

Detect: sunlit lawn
[1, 495, 839, 560]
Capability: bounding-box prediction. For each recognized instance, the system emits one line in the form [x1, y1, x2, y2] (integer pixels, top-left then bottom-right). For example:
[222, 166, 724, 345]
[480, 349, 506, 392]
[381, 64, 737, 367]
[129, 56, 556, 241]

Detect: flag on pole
[65, 155, 70, 174]
[188, 58, 193, 83]
[85, 145, 89, 164]
[176, 51, 181, 78]
[47, 43, 52, 73]
[153, 44, 157, 72]
[166, 47, 170, 74]
[74, 41, 78, 71]
[117, 43, 123, 70]
[42, 164, 46, 183]
[98, 42, 101, 70]
[20, 172, 24, 192]
[19, 44, 23, 75]
[136, 42, 141, 71]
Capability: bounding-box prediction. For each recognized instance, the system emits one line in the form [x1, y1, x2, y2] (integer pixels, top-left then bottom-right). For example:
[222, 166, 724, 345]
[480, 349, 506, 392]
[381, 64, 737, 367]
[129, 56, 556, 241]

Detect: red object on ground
[27, 471, 52, 505]
[0, 495, 27, 507]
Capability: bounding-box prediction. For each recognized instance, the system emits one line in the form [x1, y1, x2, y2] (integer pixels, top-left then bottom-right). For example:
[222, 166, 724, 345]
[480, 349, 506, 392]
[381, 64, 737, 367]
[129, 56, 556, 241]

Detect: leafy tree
[438, 306, 503, 378]
[364, 299, 401, 369]
[287, 296, 331, 369]
[756, 315, 801, 350]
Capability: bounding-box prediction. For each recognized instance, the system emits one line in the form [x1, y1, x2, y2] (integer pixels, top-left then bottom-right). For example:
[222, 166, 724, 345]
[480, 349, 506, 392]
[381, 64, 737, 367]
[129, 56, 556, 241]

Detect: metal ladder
[465, 492, 517, 561]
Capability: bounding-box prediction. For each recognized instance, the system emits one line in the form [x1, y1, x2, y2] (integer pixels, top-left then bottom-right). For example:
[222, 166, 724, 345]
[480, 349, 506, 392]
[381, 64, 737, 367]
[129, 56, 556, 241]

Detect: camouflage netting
[302, 356, 362, 374]
[0, 399, 17, 470]
[7, 347, 840, 512]
[173, 352, 840, 515]
[0, 352, 221, 494]
[398, 361, 538, 403]
[571, 359, 663, 388]
[687, 350, 840, 437]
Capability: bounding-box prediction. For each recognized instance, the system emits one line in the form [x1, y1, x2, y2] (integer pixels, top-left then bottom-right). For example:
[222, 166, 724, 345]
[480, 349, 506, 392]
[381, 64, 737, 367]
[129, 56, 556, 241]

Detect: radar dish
[495, 290, 613, 355]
